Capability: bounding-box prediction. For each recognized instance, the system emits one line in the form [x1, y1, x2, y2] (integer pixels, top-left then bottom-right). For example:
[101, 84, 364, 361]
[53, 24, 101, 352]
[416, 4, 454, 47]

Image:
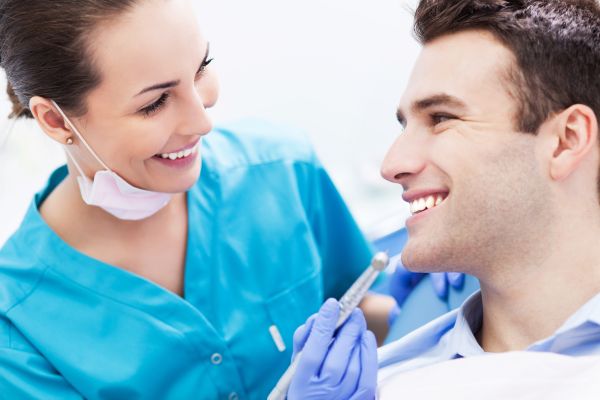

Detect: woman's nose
[180, 70, 219, 136]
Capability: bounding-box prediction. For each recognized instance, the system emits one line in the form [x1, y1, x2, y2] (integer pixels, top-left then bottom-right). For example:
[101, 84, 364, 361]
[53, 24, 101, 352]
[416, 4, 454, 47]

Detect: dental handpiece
[267, 252, 390, 400]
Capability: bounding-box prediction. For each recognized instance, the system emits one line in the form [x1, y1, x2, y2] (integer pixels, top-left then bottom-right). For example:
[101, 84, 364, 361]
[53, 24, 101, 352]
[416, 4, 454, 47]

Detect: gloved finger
[292, 314, 317, 357]
[391, 261, 426, 287]
[294, 298, 340, 381]
[409, 270, 427, 287]
[447, 272, 465, 290]
[430, 272, 449, 300]
[387, 304, 401, 327]
[320, 308, 366, 384]
[349, 330, 378, 400]
[337, 337, 362, 398]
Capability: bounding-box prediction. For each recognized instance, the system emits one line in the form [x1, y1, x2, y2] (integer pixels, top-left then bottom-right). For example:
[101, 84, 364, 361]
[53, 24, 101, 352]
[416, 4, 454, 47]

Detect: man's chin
[400, 241, 449, 273]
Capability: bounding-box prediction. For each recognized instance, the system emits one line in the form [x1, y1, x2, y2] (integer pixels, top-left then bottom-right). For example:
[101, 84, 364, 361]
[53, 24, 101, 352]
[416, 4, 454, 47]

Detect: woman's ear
[29, 96, 74, 145]
[548, 104, 598, 182]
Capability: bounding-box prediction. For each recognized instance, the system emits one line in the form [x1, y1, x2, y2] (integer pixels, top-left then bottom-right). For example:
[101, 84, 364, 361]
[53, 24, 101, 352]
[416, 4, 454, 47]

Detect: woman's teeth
[158, 145, 197, 160]
[410, 194, 445, 214]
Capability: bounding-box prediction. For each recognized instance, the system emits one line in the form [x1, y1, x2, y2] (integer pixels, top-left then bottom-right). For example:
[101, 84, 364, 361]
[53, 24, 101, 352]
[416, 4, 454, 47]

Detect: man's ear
[29, 96, 74, 145]
[548, 104, 598, 182]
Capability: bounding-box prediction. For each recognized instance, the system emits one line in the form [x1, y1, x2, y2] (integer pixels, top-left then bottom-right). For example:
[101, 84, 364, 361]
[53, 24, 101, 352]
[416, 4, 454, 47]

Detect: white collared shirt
[378, 290, 600, 386]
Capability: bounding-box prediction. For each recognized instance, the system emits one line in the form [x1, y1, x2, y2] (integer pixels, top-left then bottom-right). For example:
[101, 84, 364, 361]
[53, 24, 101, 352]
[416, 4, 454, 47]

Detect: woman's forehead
[87, 0, 204, 96]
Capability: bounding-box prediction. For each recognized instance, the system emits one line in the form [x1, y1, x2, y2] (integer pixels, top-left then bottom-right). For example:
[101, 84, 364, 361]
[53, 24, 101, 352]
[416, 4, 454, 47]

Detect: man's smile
[403, 190, 449, 216]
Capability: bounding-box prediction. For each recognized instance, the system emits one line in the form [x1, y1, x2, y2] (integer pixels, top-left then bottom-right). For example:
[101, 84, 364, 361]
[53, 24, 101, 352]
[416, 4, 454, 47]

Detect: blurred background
[0, 0, 420, 246]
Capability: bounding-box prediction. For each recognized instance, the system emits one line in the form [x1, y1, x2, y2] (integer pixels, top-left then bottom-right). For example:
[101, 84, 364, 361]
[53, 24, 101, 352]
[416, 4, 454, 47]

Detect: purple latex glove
[288, 299, 377, 400]
[389, 260, 465, 305]
[388, 264, 427, 306]
[429, 272, 465, 300]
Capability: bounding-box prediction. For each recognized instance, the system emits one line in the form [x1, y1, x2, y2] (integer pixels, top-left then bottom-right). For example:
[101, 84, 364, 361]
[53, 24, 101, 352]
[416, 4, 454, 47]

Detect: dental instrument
[267, 251, 390, 400]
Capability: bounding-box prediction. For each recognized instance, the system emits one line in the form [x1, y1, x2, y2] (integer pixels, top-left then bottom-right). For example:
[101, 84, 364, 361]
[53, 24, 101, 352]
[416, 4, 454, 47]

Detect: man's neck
[476, 229, 600, 353]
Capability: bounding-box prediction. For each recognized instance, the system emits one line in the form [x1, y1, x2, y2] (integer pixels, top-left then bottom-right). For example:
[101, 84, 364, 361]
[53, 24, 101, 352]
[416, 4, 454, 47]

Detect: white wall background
[0, 0, 420, 246]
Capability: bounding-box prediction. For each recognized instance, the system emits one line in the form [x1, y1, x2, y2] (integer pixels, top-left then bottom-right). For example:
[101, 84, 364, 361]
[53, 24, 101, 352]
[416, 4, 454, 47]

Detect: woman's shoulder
[202, 119, 318, 170]
[0, 313, 39, 353]
[0, 217, 49, 314]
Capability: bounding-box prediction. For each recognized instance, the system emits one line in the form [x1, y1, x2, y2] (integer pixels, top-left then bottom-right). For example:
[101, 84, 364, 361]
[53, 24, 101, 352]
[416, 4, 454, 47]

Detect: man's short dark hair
[414, 0, 600, 198]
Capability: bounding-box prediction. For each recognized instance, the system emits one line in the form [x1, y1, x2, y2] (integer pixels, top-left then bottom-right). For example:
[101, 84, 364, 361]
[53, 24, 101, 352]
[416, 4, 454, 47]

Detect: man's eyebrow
[396, 93, 467, 127]
[412, 93, 467, 113]
[134, 43, 211, 97]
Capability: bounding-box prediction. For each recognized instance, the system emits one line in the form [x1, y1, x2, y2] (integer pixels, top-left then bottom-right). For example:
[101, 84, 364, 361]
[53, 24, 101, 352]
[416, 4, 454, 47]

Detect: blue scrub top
[0, 120, 373, 399]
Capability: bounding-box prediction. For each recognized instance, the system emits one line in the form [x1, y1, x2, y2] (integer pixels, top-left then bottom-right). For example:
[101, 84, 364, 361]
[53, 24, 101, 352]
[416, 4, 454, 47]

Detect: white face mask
[51, 100, 172, 220]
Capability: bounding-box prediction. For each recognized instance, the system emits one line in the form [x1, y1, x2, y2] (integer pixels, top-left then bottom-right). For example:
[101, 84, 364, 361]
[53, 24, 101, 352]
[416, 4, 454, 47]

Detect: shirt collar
[444, 289, 600, 357]
[444, 291, 485, 358]
[553, 291, 600, 335]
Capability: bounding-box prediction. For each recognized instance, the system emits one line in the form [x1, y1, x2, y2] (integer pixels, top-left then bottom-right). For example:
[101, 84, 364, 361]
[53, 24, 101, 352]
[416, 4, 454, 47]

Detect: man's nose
[380, 129, 427, 184]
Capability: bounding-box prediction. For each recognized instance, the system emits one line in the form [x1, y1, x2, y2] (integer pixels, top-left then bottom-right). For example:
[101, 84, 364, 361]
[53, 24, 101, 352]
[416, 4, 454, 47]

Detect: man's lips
[403, 189, 449, 216]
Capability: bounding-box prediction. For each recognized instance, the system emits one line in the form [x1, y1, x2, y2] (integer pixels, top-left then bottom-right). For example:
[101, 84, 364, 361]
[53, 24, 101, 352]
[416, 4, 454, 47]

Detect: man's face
[381, 30, 552, 276]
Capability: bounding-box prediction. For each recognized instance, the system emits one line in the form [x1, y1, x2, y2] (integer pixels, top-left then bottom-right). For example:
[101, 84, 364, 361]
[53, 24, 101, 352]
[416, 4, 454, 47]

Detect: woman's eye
[140, 93, 170, 117]
[196, 57, 214, 78]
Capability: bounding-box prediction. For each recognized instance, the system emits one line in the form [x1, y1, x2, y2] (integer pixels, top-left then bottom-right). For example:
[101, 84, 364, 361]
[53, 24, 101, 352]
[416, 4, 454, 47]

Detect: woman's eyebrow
[134, 43, 211, 97]
[135, 80, 181, 97]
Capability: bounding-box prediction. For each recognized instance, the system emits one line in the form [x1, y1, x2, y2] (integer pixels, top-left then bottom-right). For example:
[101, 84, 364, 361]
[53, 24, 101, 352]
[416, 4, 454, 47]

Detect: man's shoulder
[203, 119, 317, 171]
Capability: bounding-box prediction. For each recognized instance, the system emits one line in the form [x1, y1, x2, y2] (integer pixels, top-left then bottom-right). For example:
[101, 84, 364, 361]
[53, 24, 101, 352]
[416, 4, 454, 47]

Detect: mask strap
[50, 100, 111, 172]
[63, 146, 90, 182]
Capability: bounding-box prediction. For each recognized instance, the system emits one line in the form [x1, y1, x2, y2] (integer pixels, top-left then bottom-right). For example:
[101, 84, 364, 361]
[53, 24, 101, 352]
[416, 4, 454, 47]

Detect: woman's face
[68, 0, 218, 193]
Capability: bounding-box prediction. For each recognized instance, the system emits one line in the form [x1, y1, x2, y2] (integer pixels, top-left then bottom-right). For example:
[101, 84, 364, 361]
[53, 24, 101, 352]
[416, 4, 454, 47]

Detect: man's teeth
[410, 194, 445, 214]
[159, 145, 197, 160]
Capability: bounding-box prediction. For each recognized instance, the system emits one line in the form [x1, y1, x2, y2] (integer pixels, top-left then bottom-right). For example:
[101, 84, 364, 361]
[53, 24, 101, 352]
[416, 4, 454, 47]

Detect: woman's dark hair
[0, 0, 139, 119]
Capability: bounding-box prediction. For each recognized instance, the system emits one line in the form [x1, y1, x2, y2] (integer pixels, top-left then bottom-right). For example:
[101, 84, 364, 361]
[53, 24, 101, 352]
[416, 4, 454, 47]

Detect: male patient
[286, 0, 600, 398]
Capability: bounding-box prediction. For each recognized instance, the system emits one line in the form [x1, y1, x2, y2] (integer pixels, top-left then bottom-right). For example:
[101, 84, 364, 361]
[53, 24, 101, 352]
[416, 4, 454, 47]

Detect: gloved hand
[389, 260, 465, 306]
[288, 299, 377, 400]
[430, 272, 465, 300]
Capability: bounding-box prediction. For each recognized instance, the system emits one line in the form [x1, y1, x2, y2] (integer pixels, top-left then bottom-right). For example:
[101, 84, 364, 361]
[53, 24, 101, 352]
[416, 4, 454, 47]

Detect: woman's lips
[155, 139, 201, 160]
[152, 140, 201, 169]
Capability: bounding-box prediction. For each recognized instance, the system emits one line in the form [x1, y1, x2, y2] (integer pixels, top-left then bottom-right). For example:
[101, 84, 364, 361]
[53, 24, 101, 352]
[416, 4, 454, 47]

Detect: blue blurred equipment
[287, 300, 378, 400]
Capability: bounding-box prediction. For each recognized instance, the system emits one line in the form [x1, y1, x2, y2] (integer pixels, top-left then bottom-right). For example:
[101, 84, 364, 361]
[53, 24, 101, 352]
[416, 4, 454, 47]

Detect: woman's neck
[39, 172, 187, 249]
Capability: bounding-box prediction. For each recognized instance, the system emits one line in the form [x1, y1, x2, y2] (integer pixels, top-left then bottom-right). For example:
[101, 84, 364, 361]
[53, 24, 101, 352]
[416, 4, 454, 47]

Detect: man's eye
[431, 113, 455, 125]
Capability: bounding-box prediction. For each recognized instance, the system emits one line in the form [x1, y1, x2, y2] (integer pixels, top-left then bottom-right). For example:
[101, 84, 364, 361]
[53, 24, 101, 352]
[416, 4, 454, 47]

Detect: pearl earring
[66, 137, 74, 145]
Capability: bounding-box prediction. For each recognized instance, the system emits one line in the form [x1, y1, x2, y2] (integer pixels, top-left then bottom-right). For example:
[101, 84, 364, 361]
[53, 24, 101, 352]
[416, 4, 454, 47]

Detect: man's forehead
[399, 30, 515, 113]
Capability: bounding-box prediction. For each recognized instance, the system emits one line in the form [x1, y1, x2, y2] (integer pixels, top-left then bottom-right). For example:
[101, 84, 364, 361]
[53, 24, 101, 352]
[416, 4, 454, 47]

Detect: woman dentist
[0, 0, 390, 398]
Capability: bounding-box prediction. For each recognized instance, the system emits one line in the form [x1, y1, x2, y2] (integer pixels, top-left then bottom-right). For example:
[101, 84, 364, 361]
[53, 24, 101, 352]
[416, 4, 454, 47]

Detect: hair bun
[6, 81, 33, 119]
